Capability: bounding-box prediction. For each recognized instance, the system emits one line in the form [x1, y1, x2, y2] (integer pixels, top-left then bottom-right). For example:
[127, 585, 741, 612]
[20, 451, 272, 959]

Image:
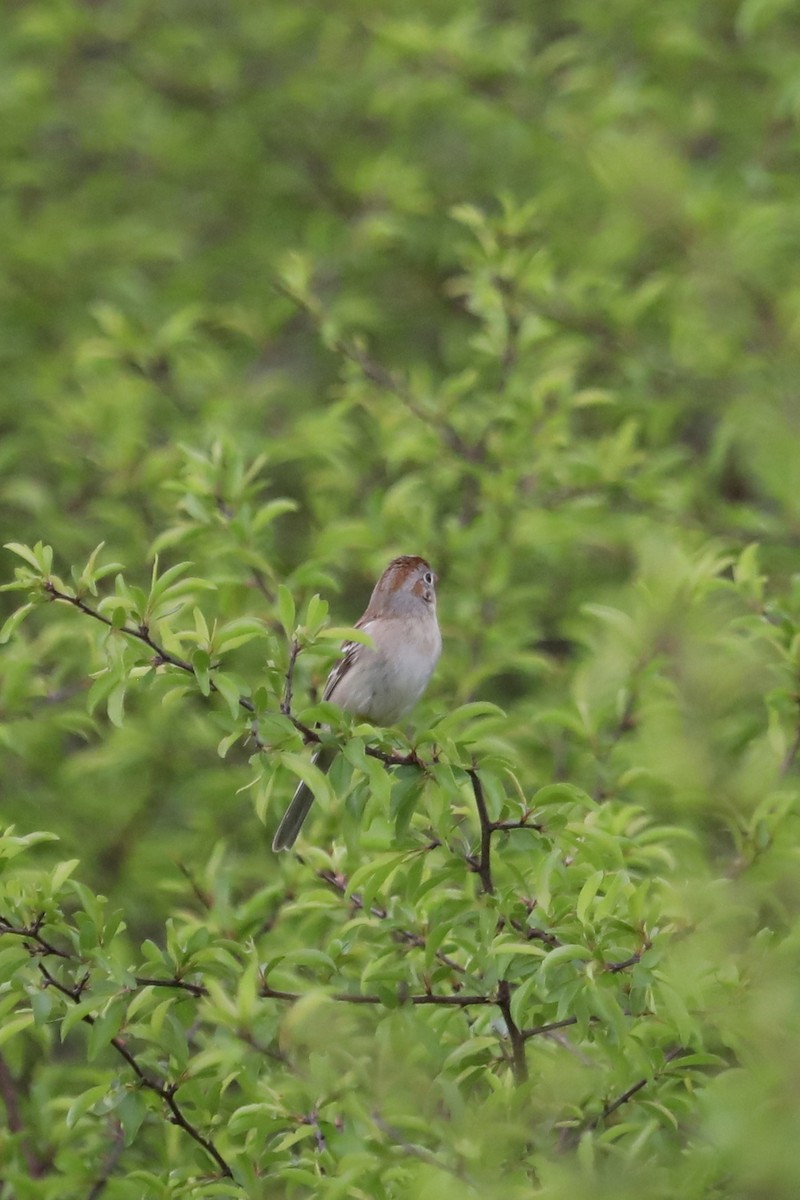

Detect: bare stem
[37, 964, 233, 1178]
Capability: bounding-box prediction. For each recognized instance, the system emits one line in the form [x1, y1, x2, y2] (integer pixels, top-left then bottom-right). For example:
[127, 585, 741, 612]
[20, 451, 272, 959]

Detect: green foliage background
[3, 0, 800, 1195]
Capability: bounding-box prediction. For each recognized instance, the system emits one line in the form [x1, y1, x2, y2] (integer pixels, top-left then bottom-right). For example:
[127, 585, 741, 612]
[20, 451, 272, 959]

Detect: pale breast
[333, 615, 441, 725]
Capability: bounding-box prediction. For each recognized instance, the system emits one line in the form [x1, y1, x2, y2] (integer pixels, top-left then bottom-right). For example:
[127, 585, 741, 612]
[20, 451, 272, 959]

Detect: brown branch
[299, 1106, 328, 1153]
[0, 1051, 49, 1177]
[37, 964, 233, 1179]
[249, 567, 276, 605]
[491, 815, 544, 832]
[42, 579, 445, 774]
[272, 277, 481, 461]
[260, 981, 494, 1008]
[281, 638, 301, 716]
[0, 913, 73, 960]
[467, 767, 494, 895]
[317, 869, 467, 975]
[521, 1016, 579, 1040]
[508, 916, 561, 950]
[176, 861, 213, 910]
[372, 1110, 472, 1182]
[44, 583, 193, 673]
[86, 1118, 125, 1200]
[605, 940, 651, 974]
[0, 917, 210, 999]
[133, 976, 208, 998]
[496, 979, 528, 1084]
[595, 1046, 685, 1125]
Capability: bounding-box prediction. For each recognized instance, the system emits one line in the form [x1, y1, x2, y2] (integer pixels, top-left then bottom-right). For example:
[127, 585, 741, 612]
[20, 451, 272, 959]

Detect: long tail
[272, 745, 336, 851]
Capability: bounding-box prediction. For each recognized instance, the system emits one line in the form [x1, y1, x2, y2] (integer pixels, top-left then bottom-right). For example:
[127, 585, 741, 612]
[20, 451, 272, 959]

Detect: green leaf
[280, 752, 332, 806]
[277, 584, 295, 636]
[0, 602, 35, 643]
[4, 542, 43, 570]
[430, 701, 506, 738]
[88, 998, 126, 1061]
[576, 870, 604, 925]
[107, 681, 127, 728]
[213, 672, 243, 718]
[540, 944, 594, 980]
[215, 617, 270, 653]
[0, 1011, 35, 1048]
[51, 859, 81, 891]
[66, 1084, 109, 1129]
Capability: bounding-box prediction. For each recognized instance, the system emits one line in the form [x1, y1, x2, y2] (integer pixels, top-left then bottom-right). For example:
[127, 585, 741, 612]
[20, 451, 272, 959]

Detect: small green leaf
[280, 752, 332, 806]
[540, 944, 594, 980]
[107, 681, 126, 728]
[576, 870, 604, 925]
[304, 593, 329, 634]
[192, 649, 211, 696]
[0, 1012, 34, 1048]
[66, 1083, 109, 1129]
[4, 543, 42, 570]
[277, 584, 295, 636]
[213, 672, 243, 718]
[51, 859, 80, 892]
[0, 602, 35, 643]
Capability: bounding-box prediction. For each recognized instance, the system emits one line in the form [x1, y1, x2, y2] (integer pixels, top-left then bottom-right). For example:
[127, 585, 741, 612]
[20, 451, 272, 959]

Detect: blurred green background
[3, 0, 800, 1196]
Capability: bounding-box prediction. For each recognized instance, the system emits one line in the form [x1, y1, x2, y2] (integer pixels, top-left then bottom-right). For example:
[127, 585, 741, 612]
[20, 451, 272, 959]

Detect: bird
[272, 555, 442, 851]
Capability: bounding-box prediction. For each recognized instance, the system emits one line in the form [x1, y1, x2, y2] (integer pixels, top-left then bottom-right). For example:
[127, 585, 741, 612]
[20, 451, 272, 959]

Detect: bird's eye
[423, 571, 434, 585]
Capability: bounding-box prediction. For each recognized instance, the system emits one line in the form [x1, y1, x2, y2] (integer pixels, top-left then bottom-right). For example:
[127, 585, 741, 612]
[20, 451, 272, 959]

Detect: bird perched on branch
[272, 555, 441, 851]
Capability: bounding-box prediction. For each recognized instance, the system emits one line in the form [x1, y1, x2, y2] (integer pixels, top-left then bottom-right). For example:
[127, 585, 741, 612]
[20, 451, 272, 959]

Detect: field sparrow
[272, 555, 442, 851]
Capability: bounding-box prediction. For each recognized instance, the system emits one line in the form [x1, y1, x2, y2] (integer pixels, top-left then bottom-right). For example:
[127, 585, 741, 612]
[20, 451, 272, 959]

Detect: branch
[281, 638, 301, 716]
[44, 583, 193, 673]
[133, 976, 208, 998]
[0, 1051, 49, 1177]
[45, 580, 258, 707]
[0, 912, 73, 960]
[595, 1046, 685, 1125]
[273, 277, 482, 462]
[372, 1110, 473, 1183]
[86, 1118, 125, 1200]
[260, 980, 494, 1008]
[466, 767, 494, 895]
[43, 579, 449, 776]
[496, 979, 528, 1084]
[0, 916, 208, 996]
[37, 964, 233, 1179]
[521, 1016, 579, 1040]
[317, 869, 467, 975]
[605, 940, 651, 974]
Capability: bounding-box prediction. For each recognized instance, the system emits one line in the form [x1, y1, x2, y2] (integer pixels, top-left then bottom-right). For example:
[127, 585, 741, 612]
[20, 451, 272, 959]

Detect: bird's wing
[322, 617, 375, 704]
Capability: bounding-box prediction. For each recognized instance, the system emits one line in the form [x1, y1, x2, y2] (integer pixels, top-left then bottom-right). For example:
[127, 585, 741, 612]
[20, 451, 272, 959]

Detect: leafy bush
[3, 1, 800, 1197]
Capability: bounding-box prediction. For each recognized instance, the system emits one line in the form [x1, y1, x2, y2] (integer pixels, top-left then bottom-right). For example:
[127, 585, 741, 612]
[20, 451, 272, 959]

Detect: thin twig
[595, 1046, 685, 1125]
[260, 981, 494, 1008]
[86, 1118, 125, 1200]
[176, 862, 213, 910]
[133, 976, 208, 998]
[317, 869, 467, 975]
[0, 913, 72, 960]
[0, 1051, 49, 1177]
[521, 1016, 579, 1040]
[273, 277, 480, 461]
[281, 638, 301, 716]
[372, 1110, 473, 1182]
[467, 767, 494, 895]
[37, 964, 233, 1178]
[605, 941, 651, 974]
[781, 696, 800, 776]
